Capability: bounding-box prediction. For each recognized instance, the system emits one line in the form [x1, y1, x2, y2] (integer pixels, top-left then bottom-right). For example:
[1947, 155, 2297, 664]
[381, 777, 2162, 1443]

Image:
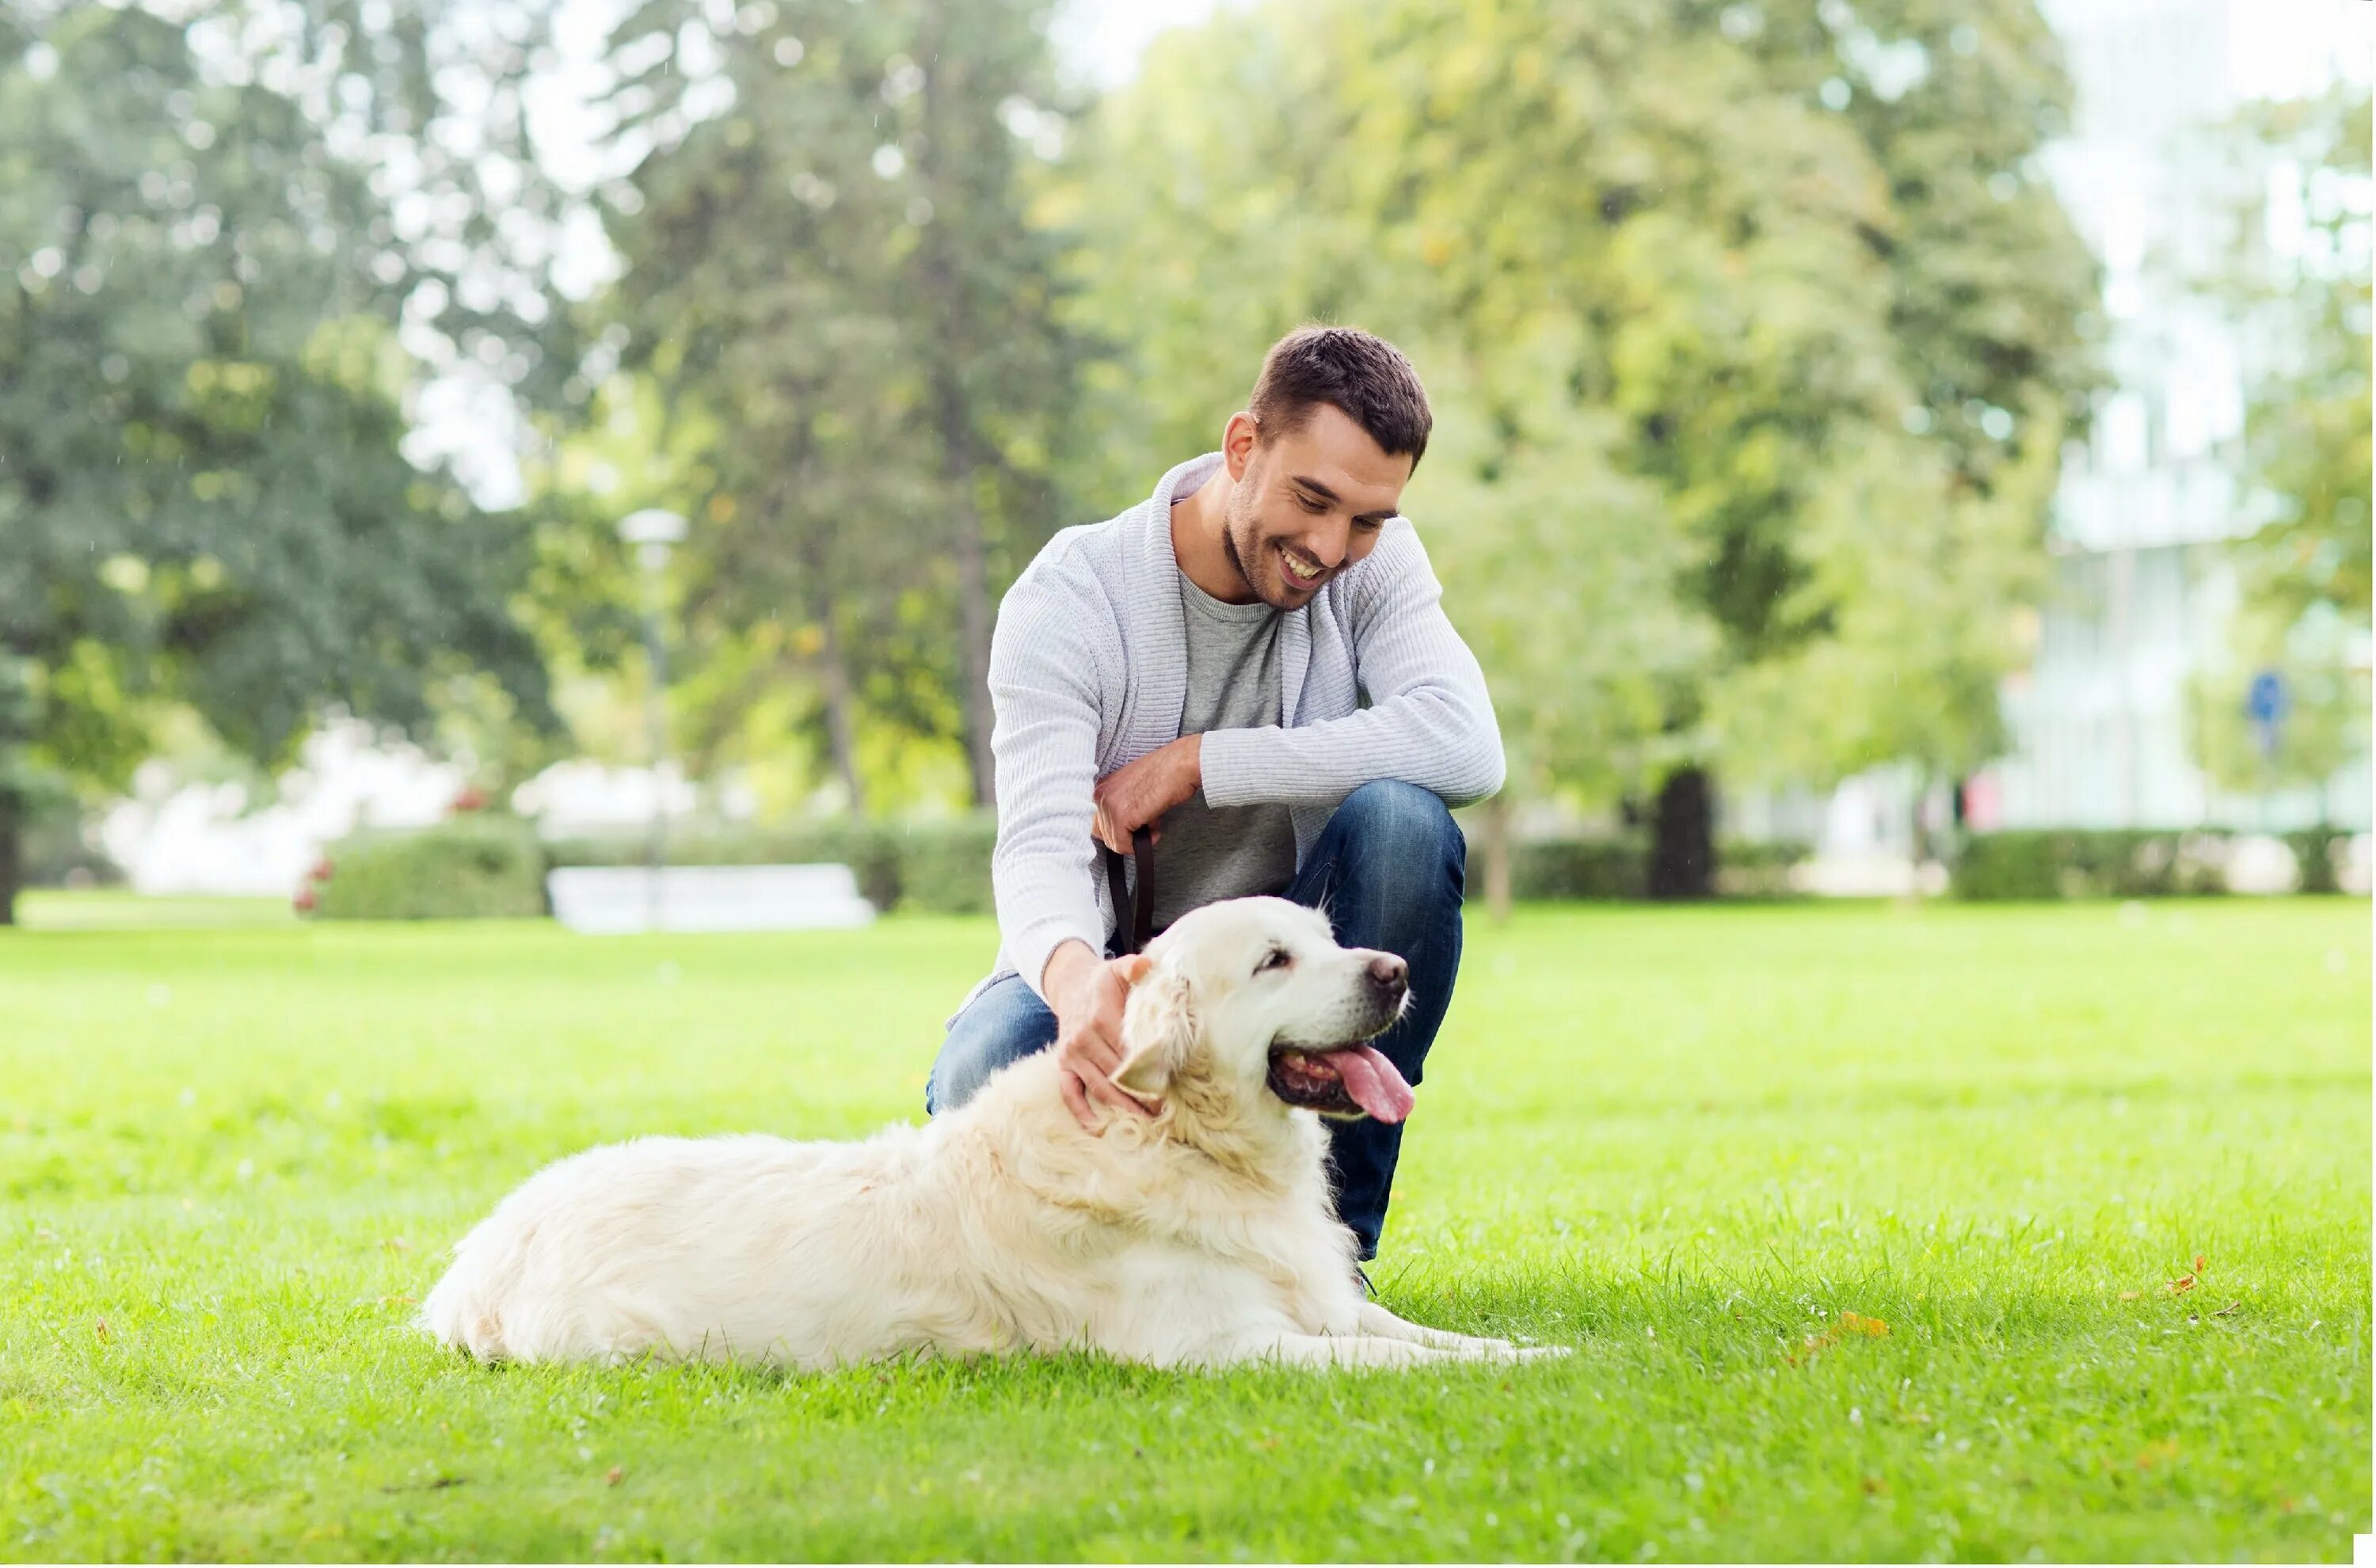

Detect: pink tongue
[1318, 1045, 1415, 1124]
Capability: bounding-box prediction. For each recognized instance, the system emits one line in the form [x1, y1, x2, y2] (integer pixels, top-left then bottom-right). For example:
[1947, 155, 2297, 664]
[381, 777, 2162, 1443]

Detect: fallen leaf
[1860, 1475, 1887, 1494]
[2211, 1300, 2242, 1318]
[377, 1294, 417, 1307]
[2192, 1253, 2207, 1273]
[2134, 1439, 2180, 1469]
[604, 1466, 623, 1486]
[2166, 1273, 2195, 1294]
[380, 1237, 411, 1252]
[1839, 1312, 1889, 1338]
[93, 1319, 108, 1342]
[2118, 1290, 2142, 1301]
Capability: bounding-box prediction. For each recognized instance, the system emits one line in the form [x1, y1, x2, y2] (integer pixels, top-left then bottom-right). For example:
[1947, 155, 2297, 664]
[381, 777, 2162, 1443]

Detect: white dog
[421, 896, 1563, 1372]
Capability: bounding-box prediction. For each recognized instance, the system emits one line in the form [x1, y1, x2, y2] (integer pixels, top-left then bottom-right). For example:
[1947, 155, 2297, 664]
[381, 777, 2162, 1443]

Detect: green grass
[2, 899, 2367, 1562]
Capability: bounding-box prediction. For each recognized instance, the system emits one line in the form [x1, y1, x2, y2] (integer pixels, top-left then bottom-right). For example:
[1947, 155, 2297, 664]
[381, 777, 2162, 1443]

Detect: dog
[421, 895, 1564, 1372]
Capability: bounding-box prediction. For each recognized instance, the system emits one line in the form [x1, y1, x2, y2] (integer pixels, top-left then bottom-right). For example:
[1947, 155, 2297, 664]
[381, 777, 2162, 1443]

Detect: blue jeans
[925, 778, 1467, 1261]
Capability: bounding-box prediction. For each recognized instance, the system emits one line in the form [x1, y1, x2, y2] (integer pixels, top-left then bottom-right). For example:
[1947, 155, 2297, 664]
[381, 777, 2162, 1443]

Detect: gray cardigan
[953, 450, 1506, 1022]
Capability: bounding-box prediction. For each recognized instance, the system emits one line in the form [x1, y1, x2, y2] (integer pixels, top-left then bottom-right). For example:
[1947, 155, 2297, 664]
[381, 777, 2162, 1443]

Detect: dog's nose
[1365, 955, 1407, 995]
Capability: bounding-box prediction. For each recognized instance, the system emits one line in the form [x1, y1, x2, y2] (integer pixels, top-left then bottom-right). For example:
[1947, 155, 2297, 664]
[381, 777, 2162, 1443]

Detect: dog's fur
[421, 896, 1562, 1371]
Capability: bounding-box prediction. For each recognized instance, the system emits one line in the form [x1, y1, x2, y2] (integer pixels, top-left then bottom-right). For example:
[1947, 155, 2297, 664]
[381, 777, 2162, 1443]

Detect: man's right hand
[1041, 941, 1156, 1132]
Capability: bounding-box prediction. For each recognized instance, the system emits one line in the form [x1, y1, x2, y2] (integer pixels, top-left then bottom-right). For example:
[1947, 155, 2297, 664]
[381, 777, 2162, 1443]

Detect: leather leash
[1102, 824, 1156, 956]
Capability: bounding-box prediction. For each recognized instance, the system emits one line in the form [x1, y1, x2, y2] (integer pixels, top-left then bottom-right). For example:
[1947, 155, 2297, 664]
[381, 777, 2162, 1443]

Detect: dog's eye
[1255, 948, 1292, 976]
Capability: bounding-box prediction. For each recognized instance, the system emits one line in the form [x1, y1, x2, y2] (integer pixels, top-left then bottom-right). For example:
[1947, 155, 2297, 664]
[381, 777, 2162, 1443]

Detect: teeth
[1282, 549, 1321, 582]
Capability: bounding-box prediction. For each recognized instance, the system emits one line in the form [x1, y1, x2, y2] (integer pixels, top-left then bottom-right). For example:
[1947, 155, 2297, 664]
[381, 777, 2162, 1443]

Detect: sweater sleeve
[985, 573, 1111, 1004]
[1198, 519, 1506, 811]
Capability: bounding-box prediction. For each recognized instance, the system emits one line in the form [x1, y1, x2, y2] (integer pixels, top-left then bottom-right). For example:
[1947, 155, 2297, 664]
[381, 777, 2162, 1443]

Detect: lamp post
[619, 508, 687, 932]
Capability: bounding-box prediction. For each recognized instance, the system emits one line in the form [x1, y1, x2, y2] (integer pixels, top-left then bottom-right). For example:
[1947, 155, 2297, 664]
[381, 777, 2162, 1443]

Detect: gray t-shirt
[1146, 573, 1300, 934]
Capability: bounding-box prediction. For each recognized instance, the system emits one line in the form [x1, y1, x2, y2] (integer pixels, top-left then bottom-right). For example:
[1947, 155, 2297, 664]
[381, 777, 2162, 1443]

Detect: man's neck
[1170, 464, 1260, 605]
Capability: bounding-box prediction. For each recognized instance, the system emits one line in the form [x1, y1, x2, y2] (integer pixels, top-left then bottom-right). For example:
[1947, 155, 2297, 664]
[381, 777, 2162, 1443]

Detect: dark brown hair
[1247, 325, 1434, 474]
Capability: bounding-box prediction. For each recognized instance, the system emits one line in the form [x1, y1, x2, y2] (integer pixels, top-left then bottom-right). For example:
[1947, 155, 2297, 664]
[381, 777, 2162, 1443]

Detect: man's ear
[1112, 965, 1194, 1102]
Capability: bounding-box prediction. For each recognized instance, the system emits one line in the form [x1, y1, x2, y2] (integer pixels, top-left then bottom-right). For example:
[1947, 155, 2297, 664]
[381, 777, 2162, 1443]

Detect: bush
[1951, 830, 2233, 900]
[1713, 839, 1814, 900]
[2287, 829, 2351, 895]
[1492, 836, 1649, 901]
[314, 816, 549, 919]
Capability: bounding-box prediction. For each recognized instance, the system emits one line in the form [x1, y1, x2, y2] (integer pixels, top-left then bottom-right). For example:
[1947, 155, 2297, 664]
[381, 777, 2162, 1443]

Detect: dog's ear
[1112, 964, 1195, 1102]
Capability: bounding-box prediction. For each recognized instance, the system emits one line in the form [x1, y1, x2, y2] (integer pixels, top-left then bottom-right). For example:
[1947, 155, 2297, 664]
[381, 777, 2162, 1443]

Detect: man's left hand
[1091, 734, 1202, 854]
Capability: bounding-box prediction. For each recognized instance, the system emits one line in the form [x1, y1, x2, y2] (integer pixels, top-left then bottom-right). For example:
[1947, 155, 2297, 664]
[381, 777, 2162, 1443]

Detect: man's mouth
[1277, 543, 1327, 588]
[1266, 1043, 1415, 1122]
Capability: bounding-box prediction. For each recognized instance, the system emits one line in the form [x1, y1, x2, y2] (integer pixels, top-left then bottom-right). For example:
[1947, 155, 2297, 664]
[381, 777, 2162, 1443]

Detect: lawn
[2, 898, 2367, 1562]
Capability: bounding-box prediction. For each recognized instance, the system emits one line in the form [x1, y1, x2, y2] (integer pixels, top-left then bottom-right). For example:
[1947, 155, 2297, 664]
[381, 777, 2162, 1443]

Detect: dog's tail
[417, 1217, 519, 1362]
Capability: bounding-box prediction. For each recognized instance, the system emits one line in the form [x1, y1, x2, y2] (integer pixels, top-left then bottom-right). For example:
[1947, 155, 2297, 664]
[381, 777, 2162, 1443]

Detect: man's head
[1209, 325, 1433, 610]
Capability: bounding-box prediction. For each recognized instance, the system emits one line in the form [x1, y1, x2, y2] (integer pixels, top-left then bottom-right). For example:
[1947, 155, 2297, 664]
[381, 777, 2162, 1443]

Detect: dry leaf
[380, 1237, 412, 1252]
[2119, 1290, 2142, 1301]
[2211, 1300, 2242, 1318]
[378, 1294, 417, 1307]
[604, 1466, 623, 1486]
[2167, 1273, 2196, 1294]
[93, 1319, 108, 1342]
[1839, 1312, 1890, 1338]
[2192, 1253, 2206, 1271]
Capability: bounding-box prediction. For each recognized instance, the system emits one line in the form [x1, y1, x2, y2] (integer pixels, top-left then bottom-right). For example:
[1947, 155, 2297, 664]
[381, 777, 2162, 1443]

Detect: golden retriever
[421, 896, 1563, 1372]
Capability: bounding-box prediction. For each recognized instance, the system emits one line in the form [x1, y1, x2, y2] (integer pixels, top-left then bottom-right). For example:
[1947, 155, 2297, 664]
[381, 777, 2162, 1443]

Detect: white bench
[546, 864, 877, 934]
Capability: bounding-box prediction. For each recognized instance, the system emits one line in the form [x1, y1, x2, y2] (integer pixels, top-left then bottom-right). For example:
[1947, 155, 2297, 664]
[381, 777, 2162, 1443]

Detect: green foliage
[1951, 829, 2241, 900]
[0, 2, 563, 918]
[1040, 0, 2100, 812]
[2210, 85, 2372, 628]
[2, 904, 2366, 1558]
[314, 816, 549, 921]
[542, 0, 1093, 815]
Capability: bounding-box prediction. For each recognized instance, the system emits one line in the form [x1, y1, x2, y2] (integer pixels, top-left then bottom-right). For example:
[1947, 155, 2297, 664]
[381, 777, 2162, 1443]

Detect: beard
[1220, 493, 1323, 611]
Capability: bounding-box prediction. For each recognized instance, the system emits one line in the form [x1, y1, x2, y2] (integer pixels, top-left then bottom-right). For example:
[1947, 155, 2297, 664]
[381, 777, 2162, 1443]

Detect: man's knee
[1331, 780, 1466, 887]
[927, 978, 1057, 1116]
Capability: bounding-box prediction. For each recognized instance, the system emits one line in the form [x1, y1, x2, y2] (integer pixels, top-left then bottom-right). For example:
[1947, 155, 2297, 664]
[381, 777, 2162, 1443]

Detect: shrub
[1951, 830, 2233, 900]
[314, 816, 548, 919]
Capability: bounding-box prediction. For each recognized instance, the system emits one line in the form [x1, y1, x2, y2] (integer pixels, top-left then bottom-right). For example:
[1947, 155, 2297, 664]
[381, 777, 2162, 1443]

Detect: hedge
[313, 816, 550, 919]
[317, 813, 1827, 919]
[1948, 828, 2241, 900]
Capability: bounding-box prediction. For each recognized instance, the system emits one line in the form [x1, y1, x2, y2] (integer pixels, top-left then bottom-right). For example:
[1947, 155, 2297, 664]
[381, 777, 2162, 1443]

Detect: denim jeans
[924, 778, 1467, 1261]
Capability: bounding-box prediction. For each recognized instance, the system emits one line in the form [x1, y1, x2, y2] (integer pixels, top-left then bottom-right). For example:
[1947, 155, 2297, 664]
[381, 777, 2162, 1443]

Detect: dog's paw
[1513, 1343, 1574, 1362]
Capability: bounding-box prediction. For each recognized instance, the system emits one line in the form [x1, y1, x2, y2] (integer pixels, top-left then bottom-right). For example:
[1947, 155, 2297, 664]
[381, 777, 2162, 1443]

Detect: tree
[569, 0, 1089, 816]
[2185, 81, 2372, 826]
[0, 5, 556, 921]
[1034, 0, 2098, 892]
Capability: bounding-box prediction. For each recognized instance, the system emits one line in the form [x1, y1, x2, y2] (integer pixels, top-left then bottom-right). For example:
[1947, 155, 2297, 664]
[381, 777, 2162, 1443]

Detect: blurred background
[2, 0, 2368, 928]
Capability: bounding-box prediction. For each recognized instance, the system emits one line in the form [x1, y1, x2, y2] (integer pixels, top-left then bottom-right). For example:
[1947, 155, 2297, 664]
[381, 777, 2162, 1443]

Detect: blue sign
[2246, 669, 2289, 759]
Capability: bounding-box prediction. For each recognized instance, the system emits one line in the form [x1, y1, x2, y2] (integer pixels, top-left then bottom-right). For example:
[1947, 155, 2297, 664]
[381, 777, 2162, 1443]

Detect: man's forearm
[1041, 938, 1102, 1009]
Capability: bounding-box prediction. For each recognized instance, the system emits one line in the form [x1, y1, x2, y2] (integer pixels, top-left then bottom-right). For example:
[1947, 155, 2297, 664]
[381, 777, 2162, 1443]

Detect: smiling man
[925, 325, 1505, 1265]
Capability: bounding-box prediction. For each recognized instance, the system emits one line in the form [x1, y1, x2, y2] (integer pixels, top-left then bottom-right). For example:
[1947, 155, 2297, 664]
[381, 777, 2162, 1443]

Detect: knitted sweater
[952, 450, 1506, 1023]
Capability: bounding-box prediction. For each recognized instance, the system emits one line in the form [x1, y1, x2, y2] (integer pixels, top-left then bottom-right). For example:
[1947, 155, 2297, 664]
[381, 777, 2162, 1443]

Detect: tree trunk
[912, 5, 999, 811]
[813, 599, 868, 819]
[1906, 768, 1931, 902]
[0, 786, 20, 928]
[1483, 792, 1512, 923]
[1648, 766, 1715, 900]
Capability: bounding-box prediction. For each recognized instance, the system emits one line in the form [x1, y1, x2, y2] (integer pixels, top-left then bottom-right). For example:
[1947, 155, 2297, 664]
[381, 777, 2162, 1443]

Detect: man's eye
[1255, 949, 1292, 975]
[1297, 497, 1326, 512]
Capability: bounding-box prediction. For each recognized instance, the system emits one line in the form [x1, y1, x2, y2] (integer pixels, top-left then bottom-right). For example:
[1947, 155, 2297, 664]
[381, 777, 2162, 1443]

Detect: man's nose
[1365, 954, 1407, 997]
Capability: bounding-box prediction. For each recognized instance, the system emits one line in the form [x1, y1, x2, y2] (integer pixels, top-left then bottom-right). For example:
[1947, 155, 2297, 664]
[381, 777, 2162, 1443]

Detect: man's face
[1219, 402, 1413, 610]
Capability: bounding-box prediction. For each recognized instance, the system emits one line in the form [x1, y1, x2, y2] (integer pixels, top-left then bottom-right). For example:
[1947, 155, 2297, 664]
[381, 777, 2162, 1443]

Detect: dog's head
[1110, 896, 1415, 1123]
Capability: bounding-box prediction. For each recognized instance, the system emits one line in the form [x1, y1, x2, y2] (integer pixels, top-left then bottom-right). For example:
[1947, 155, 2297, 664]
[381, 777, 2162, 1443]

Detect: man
[925, 325, 1504, 1264]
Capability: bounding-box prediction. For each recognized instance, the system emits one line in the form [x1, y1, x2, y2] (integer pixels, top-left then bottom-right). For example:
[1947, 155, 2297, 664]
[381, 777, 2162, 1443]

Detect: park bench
[546, 863, 876, 934]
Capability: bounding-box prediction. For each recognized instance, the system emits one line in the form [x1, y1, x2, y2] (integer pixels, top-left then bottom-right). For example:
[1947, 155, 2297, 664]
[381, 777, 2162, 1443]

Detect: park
[2, 0, 2371, 1559]
[3, 893, 2366, 1559]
